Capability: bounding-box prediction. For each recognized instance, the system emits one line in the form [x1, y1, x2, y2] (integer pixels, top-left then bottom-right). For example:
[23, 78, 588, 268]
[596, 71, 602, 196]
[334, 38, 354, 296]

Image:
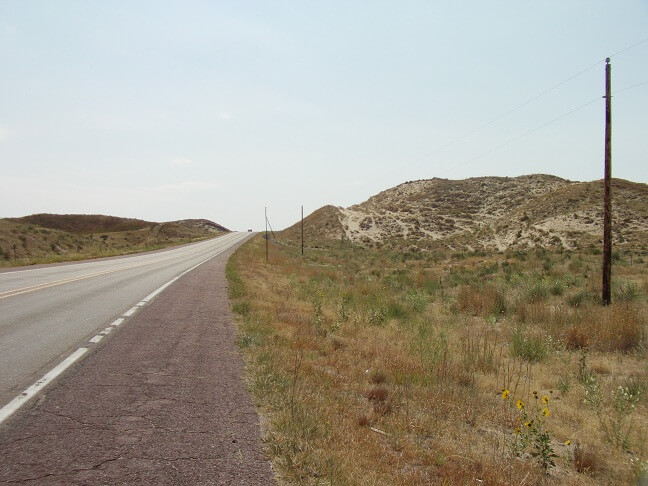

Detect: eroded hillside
[282, 175, 648, 253]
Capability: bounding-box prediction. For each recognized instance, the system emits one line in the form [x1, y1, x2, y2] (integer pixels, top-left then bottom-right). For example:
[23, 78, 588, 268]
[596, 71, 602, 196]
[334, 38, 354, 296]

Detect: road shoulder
[0, 242, 275, 485]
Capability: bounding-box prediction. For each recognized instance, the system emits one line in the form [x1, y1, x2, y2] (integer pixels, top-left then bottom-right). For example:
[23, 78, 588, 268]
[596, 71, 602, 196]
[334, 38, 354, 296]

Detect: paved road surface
[0, 232, 249, 410]
[0, 235, 275, 484]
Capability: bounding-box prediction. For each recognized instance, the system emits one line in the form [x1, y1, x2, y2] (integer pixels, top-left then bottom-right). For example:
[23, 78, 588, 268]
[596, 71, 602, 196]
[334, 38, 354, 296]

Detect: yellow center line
[0, 256, 179, 300]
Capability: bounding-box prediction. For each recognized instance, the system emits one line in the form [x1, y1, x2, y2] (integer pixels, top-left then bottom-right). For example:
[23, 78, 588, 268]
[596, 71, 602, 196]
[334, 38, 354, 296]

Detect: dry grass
[228, 237, 648, 484]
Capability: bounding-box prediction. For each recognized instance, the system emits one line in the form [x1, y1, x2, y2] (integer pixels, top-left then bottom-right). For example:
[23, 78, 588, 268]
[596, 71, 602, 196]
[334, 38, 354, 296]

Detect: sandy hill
[282, 175, 648, 253]
[0, 214, 229, 266]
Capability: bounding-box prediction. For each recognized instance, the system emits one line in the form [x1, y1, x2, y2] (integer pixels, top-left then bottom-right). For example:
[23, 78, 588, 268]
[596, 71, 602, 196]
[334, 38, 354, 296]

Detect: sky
[1, 1, 647, 231]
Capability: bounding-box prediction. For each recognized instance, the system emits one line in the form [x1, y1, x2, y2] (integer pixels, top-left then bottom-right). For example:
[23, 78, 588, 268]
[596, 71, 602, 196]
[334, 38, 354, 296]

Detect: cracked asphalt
[0, 242, 275, 485]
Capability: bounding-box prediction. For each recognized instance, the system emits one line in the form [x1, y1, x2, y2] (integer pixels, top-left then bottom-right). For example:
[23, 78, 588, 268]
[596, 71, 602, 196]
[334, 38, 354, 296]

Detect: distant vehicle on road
[247, 228, 252, 232]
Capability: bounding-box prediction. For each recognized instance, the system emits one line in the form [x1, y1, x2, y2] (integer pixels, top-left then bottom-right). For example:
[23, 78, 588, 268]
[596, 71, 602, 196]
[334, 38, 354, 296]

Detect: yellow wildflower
[516, 400, 525, 410]
[542, 408, 550, 417]
[501, 389, 510, 399]
[514, 428, 520, 435]
[542, 395, 549, 404]
[565, 439, 571, 445]
[525, 421, 532, 428]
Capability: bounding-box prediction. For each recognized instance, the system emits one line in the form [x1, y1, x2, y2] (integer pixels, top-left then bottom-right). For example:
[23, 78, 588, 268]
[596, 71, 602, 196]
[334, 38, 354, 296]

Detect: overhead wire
[443, 76, 648, 174]
[609, 36, 648, 58]
[408, 58, 604, 166]
[613, 79, 648, 95]
[402, 35, 648, 178]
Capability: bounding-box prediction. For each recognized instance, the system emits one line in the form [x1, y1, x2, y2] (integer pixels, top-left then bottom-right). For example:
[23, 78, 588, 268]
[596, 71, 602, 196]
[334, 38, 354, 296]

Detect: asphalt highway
[0, 232, 250, 411]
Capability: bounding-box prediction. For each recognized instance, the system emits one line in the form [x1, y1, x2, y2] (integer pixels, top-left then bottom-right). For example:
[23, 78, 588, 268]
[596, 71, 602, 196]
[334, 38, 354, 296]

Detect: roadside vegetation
[228, 236, 648, 484]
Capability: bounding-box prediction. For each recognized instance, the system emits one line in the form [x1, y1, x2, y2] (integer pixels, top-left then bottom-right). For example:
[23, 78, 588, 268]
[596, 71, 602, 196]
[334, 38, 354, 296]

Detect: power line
[409, 59, 603, 165]
[443, 78, 648, 173]
[609, 36, 648, 58]
[393, 35, 648, 179]
[454, 97, 601, 170]
[613, 79, 648, 95]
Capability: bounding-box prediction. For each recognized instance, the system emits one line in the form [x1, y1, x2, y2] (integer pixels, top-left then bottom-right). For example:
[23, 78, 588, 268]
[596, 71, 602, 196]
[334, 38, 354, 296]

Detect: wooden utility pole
[265, 207, 269, 262]
[602, 57, 612, 306]
[301, 205, 304, 255]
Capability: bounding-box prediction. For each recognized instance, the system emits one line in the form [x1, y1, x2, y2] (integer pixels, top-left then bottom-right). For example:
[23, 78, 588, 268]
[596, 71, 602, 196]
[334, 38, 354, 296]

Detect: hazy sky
[1, 1, 647, 230]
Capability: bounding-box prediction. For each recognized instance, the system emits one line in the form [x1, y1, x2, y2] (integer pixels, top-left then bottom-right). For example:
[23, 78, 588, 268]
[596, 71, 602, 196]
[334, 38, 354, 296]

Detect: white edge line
[122, 307, 138, 317]
[0, 233, 247, 426]
[0, 347, 89, 425]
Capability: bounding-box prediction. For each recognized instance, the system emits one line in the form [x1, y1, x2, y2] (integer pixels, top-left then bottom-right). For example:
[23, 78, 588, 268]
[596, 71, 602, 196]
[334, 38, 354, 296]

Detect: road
[0, 232, 250, 412]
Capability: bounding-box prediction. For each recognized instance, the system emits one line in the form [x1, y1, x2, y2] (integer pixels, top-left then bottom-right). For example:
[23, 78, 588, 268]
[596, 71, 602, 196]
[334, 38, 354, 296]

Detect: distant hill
[0, 214, 230, 266]
[282, 175, 648, 253]
[7, 214, 156, 234]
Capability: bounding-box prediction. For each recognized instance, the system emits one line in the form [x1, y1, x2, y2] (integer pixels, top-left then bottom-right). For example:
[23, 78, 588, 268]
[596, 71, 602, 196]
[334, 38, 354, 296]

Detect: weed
[526, 280, 550, 302]
[557, 375, 571, 394]
[614, 282, 640, 302]
[511, 330, 547, 362]
[507, 391, 560, 472]
[338, 292, 351, 322]
[460, 332, 499, 373]
[583, 376, 603, 411]
[623, 376, 646, 402]
[405, 289, 427, 313]
[577, 350, 590, 384]
[567, 289, 594, 307]
[312, 294, 326, 336]
[600, 385, 641, 450]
